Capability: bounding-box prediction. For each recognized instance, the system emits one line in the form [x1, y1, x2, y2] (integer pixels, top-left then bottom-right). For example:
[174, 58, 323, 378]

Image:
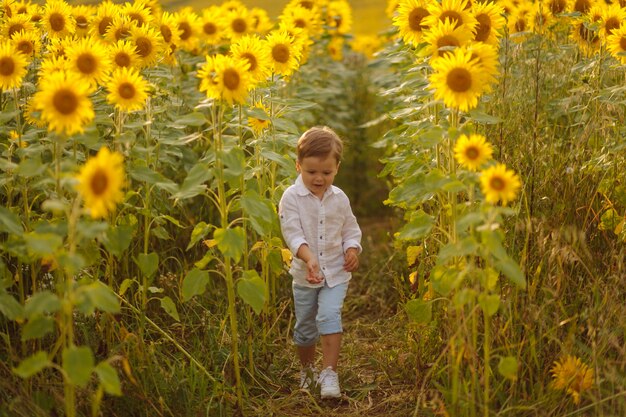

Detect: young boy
[278, 126, 362, 399]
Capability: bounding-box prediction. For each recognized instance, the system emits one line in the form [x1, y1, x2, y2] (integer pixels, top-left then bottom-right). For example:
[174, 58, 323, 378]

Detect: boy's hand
[343, 248, 359, 272]
[306, 259, 323, 284]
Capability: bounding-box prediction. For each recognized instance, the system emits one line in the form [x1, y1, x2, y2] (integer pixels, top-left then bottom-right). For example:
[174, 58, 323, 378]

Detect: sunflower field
[0, 0, 624, 416]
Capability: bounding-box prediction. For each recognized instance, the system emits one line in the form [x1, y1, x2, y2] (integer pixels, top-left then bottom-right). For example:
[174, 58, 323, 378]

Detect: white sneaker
[318, 367, 341, 399]
[299, 367, 318, 391]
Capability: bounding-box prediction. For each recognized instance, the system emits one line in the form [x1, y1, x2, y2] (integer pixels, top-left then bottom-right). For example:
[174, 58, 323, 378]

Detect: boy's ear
[295, 160, 301, 172]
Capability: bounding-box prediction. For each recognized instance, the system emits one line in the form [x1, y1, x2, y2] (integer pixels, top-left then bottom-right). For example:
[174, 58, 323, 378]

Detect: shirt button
[319, 252, 323, 256]
[320, 236, 323, 239]
[320, 220, 323, 224]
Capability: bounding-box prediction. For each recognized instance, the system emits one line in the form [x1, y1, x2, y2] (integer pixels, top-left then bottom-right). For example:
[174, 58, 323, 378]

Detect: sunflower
[38, 54, 70, 78]
[72, 4, 94, 38]
[122, 0, 154, 28]
[265, 29, 302, 77]
[430, 47, 489, 112]
[0, 40, 28, 90]
[108, 39, 140, 69]
[11, 29, 42, 58]
[105, 14, 135, 44]
[570, 17, 601, 56]
[393, 0, 432, 47]
[105, 66, 149, 111]
[32, 71, 94, 135]
[89, 1, 118, 39]
[423, 0, 478, 33]
[1, 13, 35, 39]
[328, 35, 344, 61]
[175, 8, 202, 52]
[222, 6, 253, 41]
[1, 0, 15, 18]
[479, 163, 521, 206]
[158, 11, 182, 47]
[326, 0, 353, 35]
[75, 147, 125, 219]
[42, 0, 76, 39]
[600, 4, 626, 41]
[197, 54, 252, 105]
[422, 19, 475, 58]
[24, 97, 46, 128]
[529, 2, 556, 35]
[507, 7, 531, 40]
[471, 1, 505, 45]
[547, 0, 569, 16]
[199, 6, 225, 46]
[250, 7, 273, 34]
[230, 34, 271, 82]
[65, 36, 111, 86]
[351, 34, 382, 59]
[551, 355, 594, 405]
[465, 42, 499, 88]
[454, 133, 493, 171]
[129, 25, 162, 68]
[606, 21, 626, 63]
[247, 101, 271, 134]
[221, 0, 246, 12]
[24, 2, 43, 24]
[569, 0, 594, 14]
[386, 0, 400, 19]
[280, 4, 322, 37]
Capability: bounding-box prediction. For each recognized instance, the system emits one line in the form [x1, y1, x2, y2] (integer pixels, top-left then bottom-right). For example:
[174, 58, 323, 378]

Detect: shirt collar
[295, 174, 340, 197]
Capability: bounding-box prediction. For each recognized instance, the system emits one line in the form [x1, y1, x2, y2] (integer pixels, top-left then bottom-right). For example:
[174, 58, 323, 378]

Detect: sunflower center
[605, 17, 620, 35]
[77, 53, 97, 74]
[301, 1, 314, 9]
[549, 0, 567, 14]
[135, 37, 152, 57]
[272, 44, 290, 63]
[203, 22, 216, 36]
[232, 18, 247, 34]
[90, 169, 109, 196]
[17, 6, 27, 14]
[99, 16, 113, 36]
[223, 68, 240, 90]
[0, 57, 16, 76]
[515, 18, 526, 33]
[408, 7, 429, 31]
[8, 23, 24, 37]
[115, 52, 131, 67]
[465, 146, 479, 160]
[440, 10, 463, 28]
[475, 14, 492, 42]
[437, 35, 460, 49]
[53, 88, 79, 115]
[129, 13, 144, 26]
[446, 67, 472, 92]
[179, 22, 192, 40]
[158, 25, 171, 43]
[295, 18, 306, 28]
[489, 176, 505, 191]
[49, 12, 66, 32]
[241, 52, 258, 71]
[115, 27, 130, 41]
[118, 82, 136, 99]
[17, 40, 34, 55]
[620, 36, 626, 51]
[578, 25, 598, 43]
[76, 16, 88, 29]
[574, 0, 591, 13]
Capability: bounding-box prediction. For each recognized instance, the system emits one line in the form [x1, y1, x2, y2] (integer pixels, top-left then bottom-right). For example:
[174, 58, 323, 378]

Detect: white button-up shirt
[279, 175, 362, 288]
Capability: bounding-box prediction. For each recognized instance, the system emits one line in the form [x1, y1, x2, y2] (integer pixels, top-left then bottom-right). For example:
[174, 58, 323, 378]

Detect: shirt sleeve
[278, 190, 308, 256]
[341, 195, 362, 254]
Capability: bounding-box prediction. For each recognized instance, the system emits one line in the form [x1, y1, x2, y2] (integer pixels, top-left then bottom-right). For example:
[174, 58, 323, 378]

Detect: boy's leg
[292, 284, 321, 366]
[317, 281, 349, 370]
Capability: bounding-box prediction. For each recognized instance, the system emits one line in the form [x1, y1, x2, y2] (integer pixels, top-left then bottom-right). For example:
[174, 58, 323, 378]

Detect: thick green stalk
[483, 312, 491, 417]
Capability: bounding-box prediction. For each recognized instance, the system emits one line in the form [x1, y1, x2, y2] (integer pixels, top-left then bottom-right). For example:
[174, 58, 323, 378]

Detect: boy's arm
[278, 191, 308, 256]
[341, 198, 363, 255]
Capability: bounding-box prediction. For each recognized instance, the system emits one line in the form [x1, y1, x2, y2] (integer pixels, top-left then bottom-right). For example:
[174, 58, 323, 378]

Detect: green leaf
[62, 346, 95, 388]
[478, 293, 500, 317]
[23, 232, 63, 257]
[221, 148, 246, 183]
[169, 111, 209, 127]
[187, 222, 212, 250]
[236, 270, 266, 315]
[101, 225, 134, 258]
[0, 207, 24, 235]
[119, 278, 135, 296]
[182, 268, 210, 302]
[0, 292, 24, 320]
[437, 237, 478, 265]
[240, 191, 276, 235]
[13, 351, 50, 379]
[172, 162, 212, 201]
[404, 299, 432, 324]
[25, 291, 61, 318]
[81, 281, 121, 314]
[214, 227, 246, 262]
[160, 296, 180, 321]
[498, 356, 518, 381]
[494, 258, 527, 289]
[397, 210, 434, 240]
[136, 252, 159, 278]
[16, 157, 46, 178]
[95, 362, 122, 396]
[431, 265, 467, 296]
[468, 110, 502, 124]
[22, 316, 54, 341]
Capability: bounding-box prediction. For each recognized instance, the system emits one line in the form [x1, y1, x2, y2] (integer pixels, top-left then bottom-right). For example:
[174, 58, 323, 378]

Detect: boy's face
[296, 155, 339, 199]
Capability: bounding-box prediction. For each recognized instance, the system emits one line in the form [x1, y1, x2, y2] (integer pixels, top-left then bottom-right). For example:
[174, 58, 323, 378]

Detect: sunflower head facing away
[76, 147, 125, 219]
[551, 355, 594, 405]
[479, 163, 522, 206]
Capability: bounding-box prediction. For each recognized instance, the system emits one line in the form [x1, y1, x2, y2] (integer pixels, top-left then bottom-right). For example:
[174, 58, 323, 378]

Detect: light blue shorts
[292, 281, 349, 347]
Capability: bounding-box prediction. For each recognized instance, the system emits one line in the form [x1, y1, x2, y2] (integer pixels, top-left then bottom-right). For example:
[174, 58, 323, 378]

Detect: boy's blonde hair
[297, 126, 343, 164]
